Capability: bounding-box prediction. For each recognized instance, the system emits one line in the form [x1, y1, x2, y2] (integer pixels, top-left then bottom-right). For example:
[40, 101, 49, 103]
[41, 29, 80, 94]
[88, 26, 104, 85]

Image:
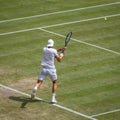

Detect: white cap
[47, 39, 54, 47]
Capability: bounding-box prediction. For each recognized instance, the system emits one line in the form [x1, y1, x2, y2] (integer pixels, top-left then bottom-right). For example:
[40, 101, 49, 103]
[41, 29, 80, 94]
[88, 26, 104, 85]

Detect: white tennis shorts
[38, 67, 57, 81]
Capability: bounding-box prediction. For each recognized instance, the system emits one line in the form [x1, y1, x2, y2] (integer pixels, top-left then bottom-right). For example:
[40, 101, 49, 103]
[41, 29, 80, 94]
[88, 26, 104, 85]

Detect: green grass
[0, 0, 120, 120]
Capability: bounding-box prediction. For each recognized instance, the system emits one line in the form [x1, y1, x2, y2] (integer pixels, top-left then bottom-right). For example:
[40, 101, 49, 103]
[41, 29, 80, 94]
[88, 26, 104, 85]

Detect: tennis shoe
[52, 97, 57, 103]
[31, 89, 37, 99]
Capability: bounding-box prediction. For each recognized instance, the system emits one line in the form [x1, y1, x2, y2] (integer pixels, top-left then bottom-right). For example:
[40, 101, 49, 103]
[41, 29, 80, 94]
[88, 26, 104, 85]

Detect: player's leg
[52, 80, 57, 93]
[31, 67, 46, 99]
[31, 80, 43, 99]
[34, 80, 43, 89]
[48, 68, 58, 103]
[52, 80, 57, 103]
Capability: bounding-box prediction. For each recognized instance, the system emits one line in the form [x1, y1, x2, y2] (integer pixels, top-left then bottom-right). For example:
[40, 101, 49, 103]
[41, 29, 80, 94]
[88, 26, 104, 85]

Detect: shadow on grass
[9, 96, 53, 108]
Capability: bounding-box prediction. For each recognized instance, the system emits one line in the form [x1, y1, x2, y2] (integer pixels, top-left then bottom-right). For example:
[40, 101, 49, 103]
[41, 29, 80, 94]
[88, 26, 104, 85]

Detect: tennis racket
[64, 32, 72, 47]
[57, 32, 72, 53]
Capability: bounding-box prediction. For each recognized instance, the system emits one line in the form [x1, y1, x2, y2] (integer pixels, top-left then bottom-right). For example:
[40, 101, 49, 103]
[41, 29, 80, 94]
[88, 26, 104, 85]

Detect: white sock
[52, 93, 56, 97]
[34, 86, 38, 90]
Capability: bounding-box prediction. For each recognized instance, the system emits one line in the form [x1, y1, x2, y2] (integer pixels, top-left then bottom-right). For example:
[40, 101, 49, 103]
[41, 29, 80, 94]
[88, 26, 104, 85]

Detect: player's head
[47, 39, 54, 47]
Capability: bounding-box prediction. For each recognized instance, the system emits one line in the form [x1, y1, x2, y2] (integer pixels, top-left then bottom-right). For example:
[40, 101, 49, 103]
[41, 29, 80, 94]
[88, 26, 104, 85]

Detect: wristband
[60, 53, 64, 57]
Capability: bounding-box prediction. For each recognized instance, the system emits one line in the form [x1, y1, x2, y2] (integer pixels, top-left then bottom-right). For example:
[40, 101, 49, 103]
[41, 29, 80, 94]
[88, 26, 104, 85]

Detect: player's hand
[61, 47, 66, 54]
[57, 48, 62, 52]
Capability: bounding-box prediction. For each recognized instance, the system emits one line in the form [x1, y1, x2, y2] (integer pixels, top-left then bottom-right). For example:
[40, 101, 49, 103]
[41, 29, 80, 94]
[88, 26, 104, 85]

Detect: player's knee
[53, 80, 57, 84]
[37, 80, 42, 83]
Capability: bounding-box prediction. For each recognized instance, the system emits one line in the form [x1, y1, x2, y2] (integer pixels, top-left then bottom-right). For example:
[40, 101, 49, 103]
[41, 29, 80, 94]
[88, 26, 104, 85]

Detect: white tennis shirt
[41, 47, 58, 69]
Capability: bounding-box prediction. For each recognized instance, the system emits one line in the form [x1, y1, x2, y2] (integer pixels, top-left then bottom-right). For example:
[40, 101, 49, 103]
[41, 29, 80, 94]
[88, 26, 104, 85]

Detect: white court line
[0, 2, 119, 23]
[0, 13, 120, 36]
[0, 14, 120, 55]
[40, 14, 120, 29]
[0, 84, 97, 120]
[39, 28, 120, 55]
[0, 27, 37, 36]
[90, 109, 120, 117]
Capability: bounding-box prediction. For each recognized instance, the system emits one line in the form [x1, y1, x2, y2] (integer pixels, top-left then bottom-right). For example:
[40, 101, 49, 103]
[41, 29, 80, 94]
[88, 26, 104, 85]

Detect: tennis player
[31, 39, 66, 103]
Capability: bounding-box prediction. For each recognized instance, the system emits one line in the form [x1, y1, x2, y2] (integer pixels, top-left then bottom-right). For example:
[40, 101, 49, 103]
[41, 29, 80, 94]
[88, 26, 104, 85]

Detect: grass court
[0, 0, 120, 120]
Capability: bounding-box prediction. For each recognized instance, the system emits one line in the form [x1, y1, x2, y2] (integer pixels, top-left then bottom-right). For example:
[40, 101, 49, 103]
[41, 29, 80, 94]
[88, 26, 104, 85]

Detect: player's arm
[55, 54, 63, 62]
[55, 47, 66, 62]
